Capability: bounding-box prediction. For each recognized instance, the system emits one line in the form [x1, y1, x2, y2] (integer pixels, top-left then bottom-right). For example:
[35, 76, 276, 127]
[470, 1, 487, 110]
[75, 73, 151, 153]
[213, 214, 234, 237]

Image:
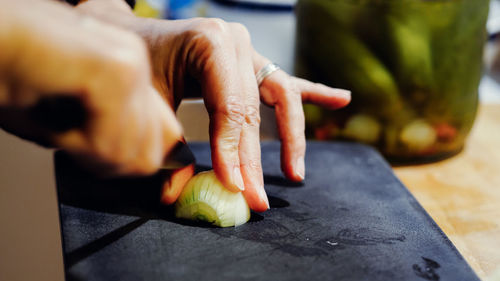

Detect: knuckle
[190, 18, 229, 41]
[219, 96, 245, 126]
[241, 158, 262, 171]
[244, 104, 261, 126]
[199, 18, 228, 34]
[230, 22, 251, 44]
[211, 131, 239, 161]
[184, 18, 230, 56]
[216, 134, 240, 155]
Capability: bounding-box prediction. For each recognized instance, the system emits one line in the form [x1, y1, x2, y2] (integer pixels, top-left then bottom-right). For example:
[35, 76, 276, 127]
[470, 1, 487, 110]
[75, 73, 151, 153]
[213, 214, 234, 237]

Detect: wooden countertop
[394, 104, 500, 280]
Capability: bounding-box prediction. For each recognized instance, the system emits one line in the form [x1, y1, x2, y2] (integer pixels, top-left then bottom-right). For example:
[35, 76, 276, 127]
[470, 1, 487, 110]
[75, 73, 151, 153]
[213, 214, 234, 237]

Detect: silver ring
[256, 63, 280, 86]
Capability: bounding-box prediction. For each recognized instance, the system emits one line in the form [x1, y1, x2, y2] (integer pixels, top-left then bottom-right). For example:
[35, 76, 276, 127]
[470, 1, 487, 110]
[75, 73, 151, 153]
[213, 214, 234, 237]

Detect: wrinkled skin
[77, 0, 350, 212]
[0, 0, 350, 212]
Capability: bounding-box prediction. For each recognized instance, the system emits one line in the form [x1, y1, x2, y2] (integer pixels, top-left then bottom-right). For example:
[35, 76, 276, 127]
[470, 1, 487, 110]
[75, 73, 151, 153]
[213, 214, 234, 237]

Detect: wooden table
[394, 104, 500, 280]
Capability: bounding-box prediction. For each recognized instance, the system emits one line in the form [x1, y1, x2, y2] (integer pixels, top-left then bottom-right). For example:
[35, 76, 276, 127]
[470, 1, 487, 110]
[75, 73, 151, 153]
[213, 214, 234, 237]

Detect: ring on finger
[256, 63, 280, 86]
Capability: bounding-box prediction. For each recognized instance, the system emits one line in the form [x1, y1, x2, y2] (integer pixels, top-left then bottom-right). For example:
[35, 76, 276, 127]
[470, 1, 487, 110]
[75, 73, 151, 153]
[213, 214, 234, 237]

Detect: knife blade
[162, 141, 196, 170]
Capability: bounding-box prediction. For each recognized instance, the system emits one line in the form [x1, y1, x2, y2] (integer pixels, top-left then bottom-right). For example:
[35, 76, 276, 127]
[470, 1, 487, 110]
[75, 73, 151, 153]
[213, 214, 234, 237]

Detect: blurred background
[167, 0, 500, 163]
[1, 0, 500, 280]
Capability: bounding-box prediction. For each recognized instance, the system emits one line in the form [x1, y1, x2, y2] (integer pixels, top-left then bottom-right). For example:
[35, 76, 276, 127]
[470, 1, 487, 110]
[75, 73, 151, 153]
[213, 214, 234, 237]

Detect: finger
[160, 164, 195, 205]
[53, 129, 89, 153]
[110, 92, 150, 175]
[153, 85, 184, 168]
[274, 77, 307, 182]
[295, 77, 351, 109]
[253, 52, 305, 182]
[188, 19, 245, 192]
[126, 86, 182, 175]
[159, 136, 194, 205]
[55, 85, 182, 176]
[230, 23, 269, 212]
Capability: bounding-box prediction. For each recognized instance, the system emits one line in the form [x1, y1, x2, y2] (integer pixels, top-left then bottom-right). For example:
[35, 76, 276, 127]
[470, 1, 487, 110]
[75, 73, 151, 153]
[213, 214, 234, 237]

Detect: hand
[77, 0, 351, 211]
[0, 0, 182, 175]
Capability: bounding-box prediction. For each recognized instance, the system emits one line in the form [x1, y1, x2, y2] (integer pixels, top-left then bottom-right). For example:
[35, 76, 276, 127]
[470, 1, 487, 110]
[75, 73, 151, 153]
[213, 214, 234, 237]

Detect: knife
[162, 141, 196, 170]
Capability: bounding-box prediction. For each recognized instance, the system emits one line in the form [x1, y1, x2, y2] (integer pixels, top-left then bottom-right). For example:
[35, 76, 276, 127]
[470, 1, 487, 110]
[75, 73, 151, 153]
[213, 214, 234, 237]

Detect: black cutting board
[55, 142, 479, 281]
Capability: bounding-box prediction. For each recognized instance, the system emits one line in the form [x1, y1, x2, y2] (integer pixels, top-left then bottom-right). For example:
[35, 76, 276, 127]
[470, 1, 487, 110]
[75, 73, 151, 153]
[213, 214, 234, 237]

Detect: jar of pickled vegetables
[295, 0, 490, 163]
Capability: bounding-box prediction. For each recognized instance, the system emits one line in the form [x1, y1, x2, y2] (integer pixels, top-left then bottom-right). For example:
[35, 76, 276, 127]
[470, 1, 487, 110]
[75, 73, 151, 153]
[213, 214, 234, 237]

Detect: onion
[175, 170, 250, 227]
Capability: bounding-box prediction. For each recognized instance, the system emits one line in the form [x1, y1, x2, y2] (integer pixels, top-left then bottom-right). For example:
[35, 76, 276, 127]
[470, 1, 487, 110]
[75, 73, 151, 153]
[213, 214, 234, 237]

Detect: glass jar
[295, 0, 490, 163]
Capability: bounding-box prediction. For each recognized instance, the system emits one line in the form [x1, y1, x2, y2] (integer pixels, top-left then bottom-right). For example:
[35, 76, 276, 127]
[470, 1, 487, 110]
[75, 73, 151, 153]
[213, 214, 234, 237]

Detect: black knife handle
[29, 95, 88, 133]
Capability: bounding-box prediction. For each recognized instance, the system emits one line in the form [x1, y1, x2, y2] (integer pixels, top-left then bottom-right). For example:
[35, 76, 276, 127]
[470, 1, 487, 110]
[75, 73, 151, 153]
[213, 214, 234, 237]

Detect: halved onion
[175, 170, 250, 227]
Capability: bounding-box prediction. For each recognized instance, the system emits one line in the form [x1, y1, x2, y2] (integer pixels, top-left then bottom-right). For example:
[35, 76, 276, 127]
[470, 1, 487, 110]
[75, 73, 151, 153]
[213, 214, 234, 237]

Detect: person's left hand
[77, 0, 351, 212]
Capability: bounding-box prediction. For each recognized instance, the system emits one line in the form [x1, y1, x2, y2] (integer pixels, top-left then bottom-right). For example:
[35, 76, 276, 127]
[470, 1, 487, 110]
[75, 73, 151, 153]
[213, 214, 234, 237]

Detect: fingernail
[233, 166, 245, 191]
[340, 89, 351, 97]
[258, 185, 270, 209]
[295, 156, 305, 180]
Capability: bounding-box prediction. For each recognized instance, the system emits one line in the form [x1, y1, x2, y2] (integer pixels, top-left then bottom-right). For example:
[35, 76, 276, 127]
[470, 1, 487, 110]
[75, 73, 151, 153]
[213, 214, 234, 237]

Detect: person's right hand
[0, 0, 182, 175]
